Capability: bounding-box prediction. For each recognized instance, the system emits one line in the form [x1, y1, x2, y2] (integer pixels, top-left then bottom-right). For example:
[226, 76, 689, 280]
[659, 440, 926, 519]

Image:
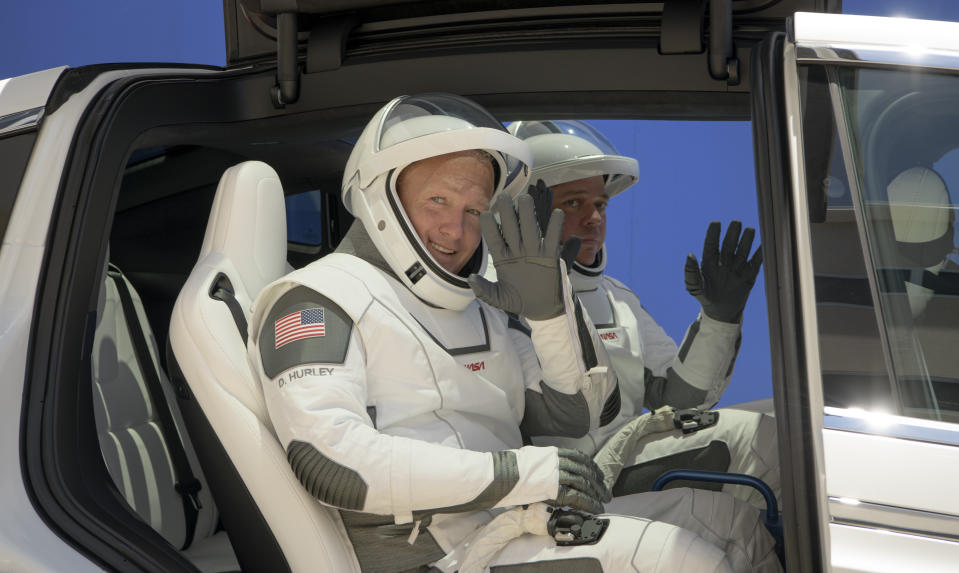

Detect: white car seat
[93, 262, 238, 572]
[168, 161, 360, 572]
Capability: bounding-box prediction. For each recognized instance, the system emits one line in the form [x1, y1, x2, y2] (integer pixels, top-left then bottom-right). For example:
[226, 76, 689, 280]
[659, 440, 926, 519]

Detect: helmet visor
[376, 93, 526, 193]
[510, 119, 638, 197]
[509, 119, 621, 157]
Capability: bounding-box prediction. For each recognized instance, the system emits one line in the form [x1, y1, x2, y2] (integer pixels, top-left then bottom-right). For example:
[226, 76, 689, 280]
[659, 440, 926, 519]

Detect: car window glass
[0, 132, 38, 244]
[803, 64, 959, 422]
[286, 189, 324, 246]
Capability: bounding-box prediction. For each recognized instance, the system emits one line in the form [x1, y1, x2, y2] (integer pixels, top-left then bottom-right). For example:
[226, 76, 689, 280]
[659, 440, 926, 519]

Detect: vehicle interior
[20, 1, 848, 572]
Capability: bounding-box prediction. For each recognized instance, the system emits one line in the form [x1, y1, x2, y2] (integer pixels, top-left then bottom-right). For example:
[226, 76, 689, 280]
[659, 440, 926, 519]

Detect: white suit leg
[618, 409, 780, 509]
[485, 514, 732, 573]
[605, 488, 782, 573]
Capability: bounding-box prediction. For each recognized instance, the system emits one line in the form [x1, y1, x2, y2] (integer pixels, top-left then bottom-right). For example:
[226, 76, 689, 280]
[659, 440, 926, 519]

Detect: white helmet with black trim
[508, 119, 638, 198]
[508, 119, 638, 274]
[342, 93, 531, 311]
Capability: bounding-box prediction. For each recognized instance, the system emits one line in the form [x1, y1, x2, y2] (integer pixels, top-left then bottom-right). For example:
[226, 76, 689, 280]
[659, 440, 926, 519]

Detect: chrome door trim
[830, 496, 959, 543]
[824, 406, 959, 447]
[796, 45, 959, 72]
[0, 106, 43, 137]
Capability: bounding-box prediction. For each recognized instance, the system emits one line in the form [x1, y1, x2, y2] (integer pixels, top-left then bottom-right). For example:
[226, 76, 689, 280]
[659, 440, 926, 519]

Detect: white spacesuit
[249, 95, 775, 572]
[509, 120, 780, 509]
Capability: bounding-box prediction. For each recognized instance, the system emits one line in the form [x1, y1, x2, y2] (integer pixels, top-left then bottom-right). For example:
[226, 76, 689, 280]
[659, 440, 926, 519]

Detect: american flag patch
[274, 307, 326, 349]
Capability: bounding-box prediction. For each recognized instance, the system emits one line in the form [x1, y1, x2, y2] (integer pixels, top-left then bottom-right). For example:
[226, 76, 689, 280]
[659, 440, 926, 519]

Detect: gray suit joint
[287, 440, 368, 510]
[643, 367, 707, 411]
[521, 385, 591, 439]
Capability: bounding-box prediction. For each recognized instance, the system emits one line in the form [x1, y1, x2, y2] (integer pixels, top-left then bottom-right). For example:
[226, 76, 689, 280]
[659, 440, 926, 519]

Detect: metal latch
[673, 408, 719, 434]
[548, 508, 610, 546]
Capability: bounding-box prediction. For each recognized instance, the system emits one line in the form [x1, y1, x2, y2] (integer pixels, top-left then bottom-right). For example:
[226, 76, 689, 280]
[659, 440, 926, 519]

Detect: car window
[803, 65, 959, 423]
[0, 131, 38, 243]
[286, 189, 324, 247]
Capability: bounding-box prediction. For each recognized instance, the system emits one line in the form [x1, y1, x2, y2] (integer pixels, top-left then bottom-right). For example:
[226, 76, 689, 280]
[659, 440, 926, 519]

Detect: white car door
[753, 11, 959, 573]
[0, 64, 217, 572]
[0, 65, 99, 573]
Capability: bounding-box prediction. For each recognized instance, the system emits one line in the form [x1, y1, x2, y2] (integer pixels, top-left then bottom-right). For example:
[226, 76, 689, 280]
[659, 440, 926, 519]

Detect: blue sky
[2, 1, 959, 407]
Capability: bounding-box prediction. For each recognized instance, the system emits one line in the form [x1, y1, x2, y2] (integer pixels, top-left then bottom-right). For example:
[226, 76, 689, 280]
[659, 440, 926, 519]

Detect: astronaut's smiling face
[397, 150, 495, 274]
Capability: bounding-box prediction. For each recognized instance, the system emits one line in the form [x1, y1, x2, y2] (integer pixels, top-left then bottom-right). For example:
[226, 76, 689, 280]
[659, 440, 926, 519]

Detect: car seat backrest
[193, 159, 291, 419]
[168, 160, 360, 573]
[93, 263, 238, 572]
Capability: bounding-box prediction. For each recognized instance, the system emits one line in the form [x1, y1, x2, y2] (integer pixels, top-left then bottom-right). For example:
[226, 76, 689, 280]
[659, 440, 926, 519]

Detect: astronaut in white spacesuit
[248, 94, 777, 572]
[509, 120, 780, 510]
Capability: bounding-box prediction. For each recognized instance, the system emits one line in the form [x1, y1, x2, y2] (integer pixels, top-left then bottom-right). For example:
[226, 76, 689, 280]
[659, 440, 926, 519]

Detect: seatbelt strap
[107, 265, 202, 550]
[209, 273, 248, 345]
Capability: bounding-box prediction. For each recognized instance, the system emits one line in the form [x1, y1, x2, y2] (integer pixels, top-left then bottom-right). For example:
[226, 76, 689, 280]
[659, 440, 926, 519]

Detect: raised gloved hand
[684, 221, 763, 323]
[550, 448, 611, 515]
[468, 184, 580, 320]
[526, 179, 582, 271]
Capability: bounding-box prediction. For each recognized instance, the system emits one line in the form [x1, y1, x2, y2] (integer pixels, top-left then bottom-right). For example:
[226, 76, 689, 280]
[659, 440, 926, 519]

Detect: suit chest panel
[362, 289, 525, 436]
[578, 284, 648, 386]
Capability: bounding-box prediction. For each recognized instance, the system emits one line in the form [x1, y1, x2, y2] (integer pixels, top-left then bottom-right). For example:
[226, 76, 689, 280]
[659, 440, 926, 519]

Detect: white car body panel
[830, 523, 959, 573]
[0, 242, 83, 573]
[824, 423, 959, 519]
[0, 66, 211, 572]
[794, 12, 959, 53]
[0, 67, 65, 119]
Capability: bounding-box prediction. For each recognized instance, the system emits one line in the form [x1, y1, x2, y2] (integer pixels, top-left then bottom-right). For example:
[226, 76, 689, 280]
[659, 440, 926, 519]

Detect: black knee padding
[612, 440, 731, 497]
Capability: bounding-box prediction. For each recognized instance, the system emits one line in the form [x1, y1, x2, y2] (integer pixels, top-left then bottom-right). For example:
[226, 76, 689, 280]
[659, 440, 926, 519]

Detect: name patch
[277, 366, 336, 387]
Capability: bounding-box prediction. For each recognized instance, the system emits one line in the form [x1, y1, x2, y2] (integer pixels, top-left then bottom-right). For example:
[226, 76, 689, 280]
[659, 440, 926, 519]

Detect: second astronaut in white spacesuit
[509, 120, 780, 511]
[248, 94, 778, 572]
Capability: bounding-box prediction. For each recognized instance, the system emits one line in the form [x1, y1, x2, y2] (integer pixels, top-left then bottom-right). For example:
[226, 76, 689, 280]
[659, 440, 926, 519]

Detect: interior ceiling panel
[225, 0, 840, 65]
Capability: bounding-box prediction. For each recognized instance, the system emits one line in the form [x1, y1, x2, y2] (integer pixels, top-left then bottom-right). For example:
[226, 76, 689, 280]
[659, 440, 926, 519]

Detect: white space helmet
[508, 119, 638, 198]
[342, 93, 531, 310]
[508, 119, 638, 275]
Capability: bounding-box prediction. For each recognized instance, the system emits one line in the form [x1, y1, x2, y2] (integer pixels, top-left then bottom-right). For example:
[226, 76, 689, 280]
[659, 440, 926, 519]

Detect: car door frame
[752, 12, 959, 573]
[18, 65, 258, 573]
[750, 27, 831, 573]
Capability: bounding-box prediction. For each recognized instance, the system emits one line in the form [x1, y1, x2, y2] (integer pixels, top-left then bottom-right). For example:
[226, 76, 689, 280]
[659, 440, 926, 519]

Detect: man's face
[397, 150, 494, 274]
[551, 175, 608, 265]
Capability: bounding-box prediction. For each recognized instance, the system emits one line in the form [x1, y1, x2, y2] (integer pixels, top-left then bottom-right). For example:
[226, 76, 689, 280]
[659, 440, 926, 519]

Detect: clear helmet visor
[508, 119, 638, 197]
[509, 119, 621, 156]
[374, 93, 528, 195]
